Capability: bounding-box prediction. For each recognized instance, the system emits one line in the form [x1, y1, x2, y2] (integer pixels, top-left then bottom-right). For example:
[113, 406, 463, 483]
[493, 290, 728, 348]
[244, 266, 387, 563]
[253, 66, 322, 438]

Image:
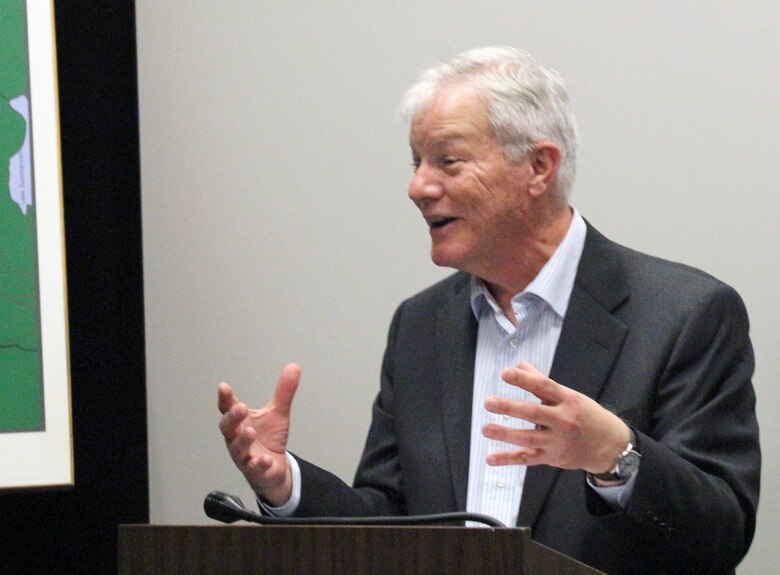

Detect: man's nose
[407, 162, 443, 205]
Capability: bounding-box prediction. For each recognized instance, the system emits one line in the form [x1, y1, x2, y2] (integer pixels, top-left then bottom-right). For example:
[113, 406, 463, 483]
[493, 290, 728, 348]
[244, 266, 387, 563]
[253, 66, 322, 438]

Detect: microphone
[204, 490, 506, 528]
[203, 490, 256, 524]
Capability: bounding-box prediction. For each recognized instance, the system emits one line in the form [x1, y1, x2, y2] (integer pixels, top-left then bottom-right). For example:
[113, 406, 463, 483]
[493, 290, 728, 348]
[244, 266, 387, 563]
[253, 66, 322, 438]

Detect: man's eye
[442, 157, 461, 167]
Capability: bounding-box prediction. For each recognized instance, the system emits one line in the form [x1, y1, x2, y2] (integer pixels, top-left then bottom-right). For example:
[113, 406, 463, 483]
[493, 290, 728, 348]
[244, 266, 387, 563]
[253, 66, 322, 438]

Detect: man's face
[408, 84, 534, 278]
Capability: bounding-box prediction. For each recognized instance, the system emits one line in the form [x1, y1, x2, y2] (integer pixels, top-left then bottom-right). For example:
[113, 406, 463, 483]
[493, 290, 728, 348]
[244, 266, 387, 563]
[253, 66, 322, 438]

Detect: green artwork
[0, 0, 45, 432]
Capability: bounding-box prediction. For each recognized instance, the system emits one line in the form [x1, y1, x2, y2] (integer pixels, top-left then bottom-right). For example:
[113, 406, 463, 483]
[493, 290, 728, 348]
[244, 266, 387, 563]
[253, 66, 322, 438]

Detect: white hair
[401, 46, 578, 199]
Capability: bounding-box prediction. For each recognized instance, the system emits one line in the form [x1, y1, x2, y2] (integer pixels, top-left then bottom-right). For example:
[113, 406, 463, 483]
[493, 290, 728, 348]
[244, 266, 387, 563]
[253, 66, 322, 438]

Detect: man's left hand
[482, 361, 629, 474]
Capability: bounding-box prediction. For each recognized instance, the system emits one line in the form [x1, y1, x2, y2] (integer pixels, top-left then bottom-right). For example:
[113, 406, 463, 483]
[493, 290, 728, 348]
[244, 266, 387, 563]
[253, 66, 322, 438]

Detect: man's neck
[484, 207, 573, 324]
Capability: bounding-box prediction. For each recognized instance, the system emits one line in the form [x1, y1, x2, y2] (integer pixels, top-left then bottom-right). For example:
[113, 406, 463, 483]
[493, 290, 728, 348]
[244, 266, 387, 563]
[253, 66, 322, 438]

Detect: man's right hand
[218, 363, 301, 507]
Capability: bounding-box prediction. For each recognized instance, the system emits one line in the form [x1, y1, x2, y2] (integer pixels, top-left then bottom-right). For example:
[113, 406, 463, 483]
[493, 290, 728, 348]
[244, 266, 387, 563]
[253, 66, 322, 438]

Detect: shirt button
[497, 478, 506, 488]
[509, 339, 518, 349]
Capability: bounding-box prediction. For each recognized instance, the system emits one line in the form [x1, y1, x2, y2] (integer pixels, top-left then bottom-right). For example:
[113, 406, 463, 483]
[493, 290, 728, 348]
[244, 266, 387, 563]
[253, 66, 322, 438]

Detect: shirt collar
[470, 207, 587, 319]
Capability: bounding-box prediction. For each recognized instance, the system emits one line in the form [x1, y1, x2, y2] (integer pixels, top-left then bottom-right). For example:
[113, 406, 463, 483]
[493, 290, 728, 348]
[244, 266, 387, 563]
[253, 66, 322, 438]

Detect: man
[219, 47, 759, 574]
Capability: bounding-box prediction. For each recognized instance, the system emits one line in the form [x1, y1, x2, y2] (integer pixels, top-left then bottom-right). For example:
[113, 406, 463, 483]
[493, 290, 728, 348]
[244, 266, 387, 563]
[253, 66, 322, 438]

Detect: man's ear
[527, 142, 561, 198]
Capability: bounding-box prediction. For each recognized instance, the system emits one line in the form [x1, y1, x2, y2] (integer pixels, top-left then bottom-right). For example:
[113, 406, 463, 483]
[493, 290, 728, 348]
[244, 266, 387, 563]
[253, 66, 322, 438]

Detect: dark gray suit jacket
[292, 223, 760, 575]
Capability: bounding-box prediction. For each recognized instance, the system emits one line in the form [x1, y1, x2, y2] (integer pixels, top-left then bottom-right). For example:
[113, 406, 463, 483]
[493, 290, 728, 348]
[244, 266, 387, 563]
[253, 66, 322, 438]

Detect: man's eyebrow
[415, 134, 467, 150]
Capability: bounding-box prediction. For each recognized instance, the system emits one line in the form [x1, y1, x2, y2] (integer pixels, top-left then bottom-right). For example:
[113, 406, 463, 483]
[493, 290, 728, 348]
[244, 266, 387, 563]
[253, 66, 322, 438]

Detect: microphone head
[203, 490, 247, 524]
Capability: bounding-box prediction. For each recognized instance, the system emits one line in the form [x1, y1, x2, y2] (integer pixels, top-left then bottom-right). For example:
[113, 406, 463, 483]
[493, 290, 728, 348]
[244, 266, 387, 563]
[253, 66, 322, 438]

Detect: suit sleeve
[587, 282, 760, 573]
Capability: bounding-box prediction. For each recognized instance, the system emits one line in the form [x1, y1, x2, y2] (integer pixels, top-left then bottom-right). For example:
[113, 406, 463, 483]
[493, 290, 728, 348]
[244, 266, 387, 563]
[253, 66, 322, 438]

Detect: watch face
[617, 450, 641, 478]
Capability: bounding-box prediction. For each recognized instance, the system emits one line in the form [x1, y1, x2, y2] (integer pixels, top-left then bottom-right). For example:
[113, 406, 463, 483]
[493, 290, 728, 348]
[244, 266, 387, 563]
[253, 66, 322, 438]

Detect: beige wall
[136, 2, 779, 571]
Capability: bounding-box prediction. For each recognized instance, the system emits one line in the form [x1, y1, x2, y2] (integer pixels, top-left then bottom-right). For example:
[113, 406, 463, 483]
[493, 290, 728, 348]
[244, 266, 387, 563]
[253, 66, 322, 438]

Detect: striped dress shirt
[465, 209, 586, 526]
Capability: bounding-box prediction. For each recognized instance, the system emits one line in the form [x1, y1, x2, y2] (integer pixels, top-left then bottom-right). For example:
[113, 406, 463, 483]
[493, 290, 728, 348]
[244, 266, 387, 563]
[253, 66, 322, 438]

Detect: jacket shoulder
[582, 223, 745, 312]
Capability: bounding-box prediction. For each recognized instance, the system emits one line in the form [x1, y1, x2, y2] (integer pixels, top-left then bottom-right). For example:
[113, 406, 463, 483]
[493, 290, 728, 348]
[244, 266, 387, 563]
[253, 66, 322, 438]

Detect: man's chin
[430, 248, 465, 271]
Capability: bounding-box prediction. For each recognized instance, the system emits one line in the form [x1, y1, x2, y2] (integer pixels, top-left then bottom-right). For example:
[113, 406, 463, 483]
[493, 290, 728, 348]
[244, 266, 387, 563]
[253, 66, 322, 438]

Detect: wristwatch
[590, 432, 641, 482]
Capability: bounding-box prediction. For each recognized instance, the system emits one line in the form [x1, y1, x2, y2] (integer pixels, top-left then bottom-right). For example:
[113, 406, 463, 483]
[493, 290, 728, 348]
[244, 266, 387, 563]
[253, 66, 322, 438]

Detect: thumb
[271, 363, 301, 416]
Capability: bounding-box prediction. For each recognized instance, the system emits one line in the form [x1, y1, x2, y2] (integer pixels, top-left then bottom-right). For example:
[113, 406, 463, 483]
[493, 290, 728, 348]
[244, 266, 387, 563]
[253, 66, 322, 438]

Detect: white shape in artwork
[9, 95, 34, 215]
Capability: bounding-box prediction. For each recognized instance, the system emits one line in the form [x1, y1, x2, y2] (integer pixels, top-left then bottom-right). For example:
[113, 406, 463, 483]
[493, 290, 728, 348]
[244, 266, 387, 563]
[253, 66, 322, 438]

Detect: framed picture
[0, 0, 73, 489]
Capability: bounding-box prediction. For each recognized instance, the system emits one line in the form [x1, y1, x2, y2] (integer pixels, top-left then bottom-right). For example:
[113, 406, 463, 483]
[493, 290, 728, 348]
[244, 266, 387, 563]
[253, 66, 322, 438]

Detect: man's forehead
[410, 85, 491, 138]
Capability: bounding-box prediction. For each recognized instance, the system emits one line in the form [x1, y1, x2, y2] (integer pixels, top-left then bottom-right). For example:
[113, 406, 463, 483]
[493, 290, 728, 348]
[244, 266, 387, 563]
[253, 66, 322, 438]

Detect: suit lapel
[517, 224, 630, 527]
[437, 277, 478, 511]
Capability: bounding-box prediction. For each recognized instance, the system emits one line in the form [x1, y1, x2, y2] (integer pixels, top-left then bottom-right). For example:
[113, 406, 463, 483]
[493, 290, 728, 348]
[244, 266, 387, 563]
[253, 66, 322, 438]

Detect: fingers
[218, 382, 238, 414]
[486, 447, 542, 466]
[230, 423, 261, 463]
[221, 411, 271, 467]
[517, 360, 542, 374]
[483, 422, 544, 447]
[502, 362, 563, 405]
[482, 419, 573, 469]
[485, 395, 553, 429]
[243, 451, 274, 475]
[218, 362, 300, 421]
[219, 400, 248, 441]
[228, 428, 277, 486]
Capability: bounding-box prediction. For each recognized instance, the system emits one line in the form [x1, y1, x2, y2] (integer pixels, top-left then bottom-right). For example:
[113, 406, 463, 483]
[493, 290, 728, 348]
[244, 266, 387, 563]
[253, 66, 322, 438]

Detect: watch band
[590, 431, 641, 482]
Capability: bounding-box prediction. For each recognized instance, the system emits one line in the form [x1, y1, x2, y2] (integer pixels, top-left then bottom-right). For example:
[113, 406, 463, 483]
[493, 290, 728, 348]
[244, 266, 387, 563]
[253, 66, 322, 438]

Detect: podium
[118, 525, 605, 574]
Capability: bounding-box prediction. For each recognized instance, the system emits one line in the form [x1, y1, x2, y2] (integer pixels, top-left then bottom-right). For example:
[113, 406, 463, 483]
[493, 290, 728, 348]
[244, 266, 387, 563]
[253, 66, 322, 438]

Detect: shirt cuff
[256, 452, 301, 516]
[587, 471, 638, 509]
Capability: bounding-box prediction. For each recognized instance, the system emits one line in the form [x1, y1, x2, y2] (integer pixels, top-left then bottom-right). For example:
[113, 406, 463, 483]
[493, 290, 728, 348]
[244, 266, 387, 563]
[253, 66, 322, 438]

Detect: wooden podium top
[118, 524, 604, 575]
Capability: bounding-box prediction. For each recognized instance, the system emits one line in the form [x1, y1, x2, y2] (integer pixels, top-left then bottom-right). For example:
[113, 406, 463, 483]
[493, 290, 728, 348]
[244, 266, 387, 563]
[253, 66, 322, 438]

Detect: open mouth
[429, 217, 458, 229]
